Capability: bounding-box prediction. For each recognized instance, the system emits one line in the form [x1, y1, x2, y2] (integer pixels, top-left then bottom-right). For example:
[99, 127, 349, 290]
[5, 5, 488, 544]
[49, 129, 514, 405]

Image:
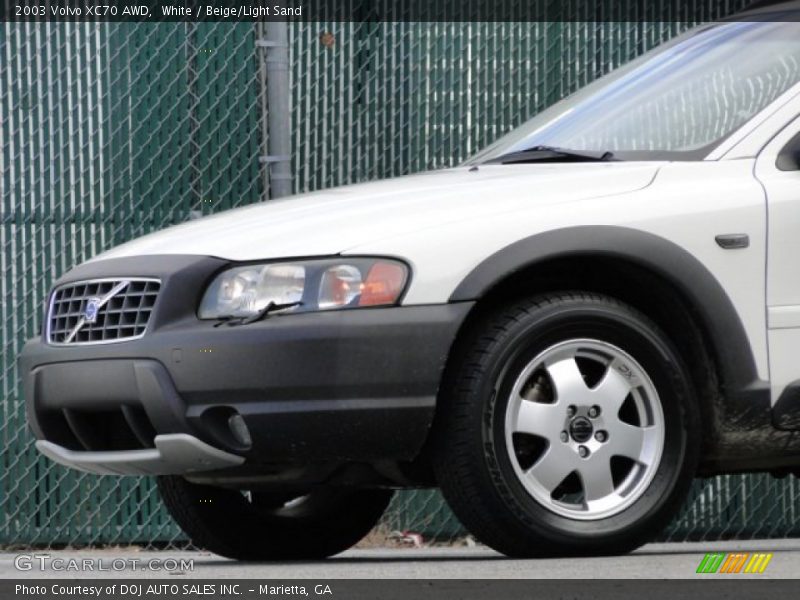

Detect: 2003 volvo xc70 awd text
[19, 8, 800, 559]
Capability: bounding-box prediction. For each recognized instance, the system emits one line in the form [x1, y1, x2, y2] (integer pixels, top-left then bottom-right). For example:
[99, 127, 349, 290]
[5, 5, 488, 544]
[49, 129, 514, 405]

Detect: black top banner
[2, 0, 800, 23]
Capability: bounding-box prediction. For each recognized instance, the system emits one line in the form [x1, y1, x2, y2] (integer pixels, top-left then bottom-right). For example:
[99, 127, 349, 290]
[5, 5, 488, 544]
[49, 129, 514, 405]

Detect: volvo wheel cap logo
[83, 298, 101, 323]
[569, 417, 593, 443]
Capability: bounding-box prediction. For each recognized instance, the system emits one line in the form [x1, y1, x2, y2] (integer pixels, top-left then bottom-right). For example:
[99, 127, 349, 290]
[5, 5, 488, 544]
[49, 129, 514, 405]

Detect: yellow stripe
[744, 554, 759, 573]
[751, 554, 765, 573]
[758, 553, 773, 573]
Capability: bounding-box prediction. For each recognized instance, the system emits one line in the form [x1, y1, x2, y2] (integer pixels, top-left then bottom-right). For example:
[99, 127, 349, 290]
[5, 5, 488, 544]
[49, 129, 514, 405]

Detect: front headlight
[198, 258, 408, 319]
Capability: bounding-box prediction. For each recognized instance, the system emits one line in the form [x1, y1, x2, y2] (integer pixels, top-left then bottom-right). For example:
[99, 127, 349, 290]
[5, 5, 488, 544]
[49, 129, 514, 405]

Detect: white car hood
[95, 163, 660, 262]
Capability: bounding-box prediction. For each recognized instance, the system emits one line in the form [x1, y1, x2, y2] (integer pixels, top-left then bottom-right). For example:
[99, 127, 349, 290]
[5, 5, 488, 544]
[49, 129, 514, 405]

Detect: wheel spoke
[578, 456, 615, 502]
[545, 357, 590, 403]
[515, 399, 563, 437]
[592, 363, 632, 413]
[608, 422, 655, 462]
[525, 445, 576, 493]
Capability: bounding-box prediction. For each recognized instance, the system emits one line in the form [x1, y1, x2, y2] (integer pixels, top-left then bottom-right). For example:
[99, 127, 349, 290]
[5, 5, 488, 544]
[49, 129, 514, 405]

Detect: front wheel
[432, 292, 699, 557]
[158, 477, 393, 560]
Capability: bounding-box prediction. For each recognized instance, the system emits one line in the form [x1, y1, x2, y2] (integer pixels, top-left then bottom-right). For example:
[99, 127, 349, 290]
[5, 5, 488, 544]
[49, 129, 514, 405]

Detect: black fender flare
[449, 225, 767, 405]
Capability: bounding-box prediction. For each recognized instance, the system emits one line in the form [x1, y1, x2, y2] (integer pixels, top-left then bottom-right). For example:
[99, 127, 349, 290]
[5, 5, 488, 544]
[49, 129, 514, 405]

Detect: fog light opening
[228, 413, 252, 448]
[200, 406, 252, 452]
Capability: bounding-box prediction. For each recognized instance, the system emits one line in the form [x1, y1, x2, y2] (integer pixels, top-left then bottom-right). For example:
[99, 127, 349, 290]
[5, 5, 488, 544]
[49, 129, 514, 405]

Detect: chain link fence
[5, 7, 800, 550]
[2, 21, 264, 547]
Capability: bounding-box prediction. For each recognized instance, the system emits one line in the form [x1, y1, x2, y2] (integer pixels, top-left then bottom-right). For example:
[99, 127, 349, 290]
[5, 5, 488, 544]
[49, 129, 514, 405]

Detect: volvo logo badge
[83, 297, 101, 323]
[569, 416, 594, 443]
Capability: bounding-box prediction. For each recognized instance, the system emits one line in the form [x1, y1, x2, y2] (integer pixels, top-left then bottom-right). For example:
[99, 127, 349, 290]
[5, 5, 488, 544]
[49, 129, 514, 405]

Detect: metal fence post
[258, 22, 293, 198]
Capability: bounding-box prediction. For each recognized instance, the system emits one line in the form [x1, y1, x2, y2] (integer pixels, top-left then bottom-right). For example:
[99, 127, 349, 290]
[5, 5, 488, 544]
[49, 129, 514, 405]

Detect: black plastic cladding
[22, 254, 473, 467]
[449, 226, 800, 472]
[450, 226, 766, 402]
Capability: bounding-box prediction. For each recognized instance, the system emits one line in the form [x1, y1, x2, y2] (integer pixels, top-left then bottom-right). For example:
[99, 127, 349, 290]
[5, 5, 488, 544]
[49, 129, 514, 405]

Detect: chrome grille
[47, 278, 160, 345]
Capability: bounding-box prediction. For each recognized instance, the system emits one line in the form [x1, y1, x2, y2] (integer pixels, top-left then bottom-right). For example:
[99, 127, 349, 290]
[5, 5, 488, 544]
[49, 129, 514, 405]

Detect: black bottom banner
[4, 579, 800, 600]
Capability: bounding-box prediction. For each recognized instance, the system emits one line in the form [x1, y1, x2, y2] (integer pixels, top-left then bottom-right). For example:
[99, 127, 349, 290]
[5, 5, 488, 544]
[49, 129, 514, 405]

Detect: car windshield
[470, 21, 800, 163]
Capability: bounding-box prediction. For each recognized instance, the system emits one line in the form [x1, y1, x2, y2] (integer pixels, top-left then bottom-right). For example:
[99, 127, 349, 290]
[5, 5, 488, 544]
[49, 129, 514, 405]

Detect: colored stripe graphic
[697, 552, 773, 574]
[744, 553, 773, 574]
[697, 553, 725, 573]
[732, 553, 750, 573]
[719, 553, 748, 573]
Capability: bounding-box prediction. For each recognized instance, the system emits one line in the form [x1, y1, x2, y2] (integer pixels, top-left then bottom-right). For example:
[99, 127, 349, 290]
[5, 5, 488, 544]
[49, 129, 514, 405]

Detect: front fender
[449, 225, 764, 406]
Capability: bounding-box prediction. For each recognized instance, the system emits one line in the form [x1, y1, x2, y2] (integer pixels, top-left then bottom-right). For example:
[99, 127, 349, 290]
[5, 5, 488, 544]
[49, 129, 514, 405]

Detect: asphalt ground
[1, 538, 798, 579]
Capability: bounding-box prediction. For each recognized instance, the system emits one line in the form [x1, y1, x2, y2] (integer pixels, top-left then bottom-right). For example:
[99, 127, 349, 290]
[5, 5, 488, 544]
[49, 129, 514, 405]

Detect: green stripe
[711, 553, 727, 573]
[708, 553, 726, 574]
[696, 553, 713, 573]
[697, 553, 726, 574]
[697, 553, 715, 573]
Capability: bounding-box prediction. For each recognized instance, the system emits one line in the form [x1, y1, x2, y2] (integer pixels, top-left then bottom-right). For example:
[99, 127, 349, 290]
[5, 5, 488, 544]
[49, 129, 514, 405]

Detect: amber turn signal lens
[358, 262, 407, 306]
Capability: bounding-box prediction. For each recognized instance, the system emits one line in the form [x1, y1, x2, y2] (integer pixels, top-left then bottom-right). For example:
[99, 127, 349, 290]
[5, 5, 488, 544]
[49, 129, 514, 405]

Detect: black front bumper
[19, 255, 473, 475]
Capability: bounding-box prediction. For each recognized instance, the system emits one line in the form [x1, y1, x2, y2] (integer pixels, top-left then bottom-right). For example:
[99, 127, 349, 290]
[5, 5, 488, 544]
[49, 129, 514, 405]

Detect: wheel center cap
[569, 416, 593, 443]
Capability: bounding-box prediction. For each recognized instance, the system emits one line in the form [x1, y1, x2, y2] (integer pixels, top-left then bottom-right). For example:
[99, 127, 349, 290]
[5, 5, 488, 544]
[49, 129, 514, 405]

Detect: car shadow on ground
[183, 543, 800, 566]
[187, 553, 506, 566]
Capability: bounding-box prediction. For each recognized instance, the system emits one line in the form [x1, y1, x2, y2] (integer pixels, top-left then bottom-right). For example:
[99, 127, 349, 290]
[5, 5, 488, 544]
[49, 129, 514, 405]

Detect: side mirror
[777, 131, 800, 172]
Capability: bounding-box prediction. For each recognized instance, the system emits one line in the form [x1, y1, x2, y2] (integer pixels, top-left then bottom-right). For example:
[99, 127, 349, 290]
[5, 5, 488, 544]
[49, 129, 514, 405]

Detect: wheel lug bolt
[595, 430, 607, 443]
[567, 405, 576, 417]
[578, 445, 590, 458]
[588, 405, 601, 418]
[560, 431, 568, 443]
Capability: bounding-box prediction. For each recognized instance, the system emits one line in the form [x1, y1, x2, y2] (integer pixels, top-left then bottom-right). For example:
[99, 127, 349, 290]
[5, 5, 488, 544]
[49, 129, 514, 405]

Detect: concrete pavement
[1, 538, 799, 579]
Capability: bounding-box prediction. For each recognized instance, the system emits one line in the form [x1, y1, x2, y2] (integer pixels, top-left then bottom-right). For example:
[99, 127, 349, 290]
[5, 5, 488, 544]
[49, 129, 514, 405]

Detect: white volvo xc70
[19, 11, 800, 559]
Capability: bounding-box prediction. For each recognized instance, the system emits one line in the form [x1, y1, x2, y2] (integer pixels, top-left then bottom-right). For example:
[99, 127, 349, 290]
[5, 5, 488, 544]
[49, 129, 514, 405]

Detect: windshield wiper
[213, 301, 303, 327]
[484, 145, 619, 165]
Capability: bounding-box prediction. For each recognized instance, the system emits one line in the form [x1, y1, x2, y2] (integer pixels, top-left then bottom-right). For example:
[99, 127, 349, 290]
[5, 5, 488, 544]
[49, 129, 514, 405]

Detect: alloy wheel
[504, 339, 664, 520]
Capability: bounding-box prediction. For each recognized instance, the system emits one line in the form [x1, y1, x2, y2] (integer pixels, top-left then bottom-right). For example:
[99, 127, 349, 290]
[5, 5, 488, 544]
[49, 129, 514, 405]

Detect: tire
[432, 292, 700, 557]
[157, 477, 393, 560]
